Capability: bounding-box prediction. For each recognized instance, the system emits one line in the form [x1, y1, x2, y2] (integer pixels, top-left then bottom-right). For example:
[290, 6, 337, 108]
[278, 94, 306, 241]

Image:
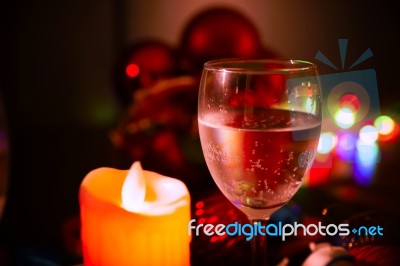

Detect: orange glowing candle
[79, 162, 191, 266]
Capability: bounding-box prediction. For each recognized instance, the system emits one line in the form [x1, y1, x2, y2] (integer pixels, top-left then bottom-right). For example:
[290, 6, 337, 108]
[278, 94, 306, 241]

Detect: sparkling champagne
[199, 108, 321, 216]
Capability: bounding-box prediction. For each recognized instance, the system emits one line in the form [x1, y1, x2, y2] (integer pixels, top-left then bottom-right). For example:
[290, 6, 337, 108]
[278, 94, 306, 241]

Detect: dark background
[0, 1, 123, 252]
[0, 0, 399, 263]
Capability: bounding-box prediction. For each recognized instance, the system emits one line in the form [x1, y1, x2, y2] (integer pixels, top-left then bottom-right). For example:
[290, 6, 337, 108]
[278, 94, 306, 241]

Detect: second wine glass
[198, 59, 322, 265]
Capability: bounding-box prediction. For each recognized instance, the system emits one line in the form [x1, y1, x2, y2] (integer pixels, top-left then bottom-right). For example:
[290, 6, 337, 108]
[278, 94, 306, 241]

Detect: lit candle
[79, 161, 191, 266]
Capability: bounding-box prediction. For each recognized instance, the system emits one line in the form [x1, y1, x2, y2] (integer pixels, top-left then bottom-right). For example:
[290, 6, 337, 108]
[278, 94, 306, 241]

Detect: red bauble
[179, 7, 264, 74]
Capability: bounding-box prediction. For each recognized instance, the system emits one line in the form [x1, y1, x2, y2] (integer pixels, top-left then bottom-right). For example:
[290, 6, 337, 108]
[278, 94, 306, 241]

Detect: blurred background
[0, 0, 399, 265]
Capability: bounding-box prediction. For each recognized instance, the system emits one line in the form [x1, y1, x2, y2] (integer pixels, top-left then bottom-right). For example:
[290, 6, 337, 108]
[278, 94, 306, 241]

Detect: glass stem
[251, 219, 269, 266]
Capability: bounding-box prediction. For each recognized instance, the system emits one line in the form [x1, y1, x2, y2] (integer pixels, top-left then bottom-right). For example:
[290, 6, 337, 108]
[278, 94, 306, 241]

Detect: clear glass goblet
[198, 59, 322, 265]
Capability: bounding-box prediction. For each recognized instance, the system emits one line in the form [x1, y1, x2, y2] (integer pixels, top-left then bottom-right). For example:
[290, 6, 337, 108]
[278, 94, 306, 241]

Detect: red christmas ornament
[179, 7, 265, 74]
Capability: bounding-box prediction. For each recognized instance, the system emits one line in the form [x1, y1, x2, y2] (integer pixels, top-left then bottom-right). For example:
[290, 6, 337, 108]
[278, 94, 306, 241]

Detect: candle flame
[121, 161, 146, 212]
[121, 161, 189, 215]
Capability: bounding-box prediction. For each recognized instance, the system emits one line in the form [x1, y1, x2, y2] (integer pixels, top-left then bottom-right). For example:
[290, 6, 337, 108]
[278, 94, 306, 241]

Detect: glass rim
[203, 58, 317, 74]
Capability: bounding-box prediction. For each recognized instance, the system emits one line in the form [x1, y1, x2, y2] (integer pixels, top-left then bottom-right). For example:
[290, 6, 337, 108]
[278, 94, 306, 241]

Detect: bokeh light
[126, 63, 140, 78]
[317, 132, 337, 154]
[356, 139, 380, 165]
[336, 132, 357, 161]
[354, 140, 380, 186]
[359, 125, 378, 144]
[374, 115, 394, 135]
[334, 108, 355, 129]
[339, 93, 360, 113]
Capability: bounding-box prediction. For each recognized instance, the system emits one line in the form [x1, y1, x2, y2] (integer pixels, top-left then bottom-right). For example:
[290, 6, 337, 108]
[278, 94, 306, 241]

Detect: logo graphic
[316, 39, 380, 134]
[314, 39, 380, 172]
[188, 219, 384, 242]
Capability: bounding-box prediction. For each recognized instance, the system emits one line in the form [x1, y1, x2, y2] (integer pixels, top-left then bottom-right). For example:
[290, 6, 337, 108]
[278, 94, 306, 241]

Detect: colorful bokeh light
[356, 139, 380, 165]
[336, 132, 357, 161]
[374, 115, 395, 135]
[359, 125, 378, 144]
[317, 132, 337, 154]
[334, 108, 355, 129]
[339, 93, 360, 112]
[354, 140, 380, 186]
[126, 63, 140, 78]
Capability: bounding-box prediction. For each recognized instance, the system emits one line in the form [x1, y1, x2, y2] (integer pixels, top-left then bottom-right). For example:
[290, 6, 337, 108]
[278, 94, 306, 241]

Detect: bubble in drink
[199, 108, 321, 214]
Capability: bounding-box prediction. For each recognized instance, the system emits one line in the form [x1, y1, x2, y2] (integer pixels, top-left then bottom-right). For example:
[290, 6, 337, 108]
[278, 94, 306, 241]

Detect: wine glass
[198, 59, 322, 265]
